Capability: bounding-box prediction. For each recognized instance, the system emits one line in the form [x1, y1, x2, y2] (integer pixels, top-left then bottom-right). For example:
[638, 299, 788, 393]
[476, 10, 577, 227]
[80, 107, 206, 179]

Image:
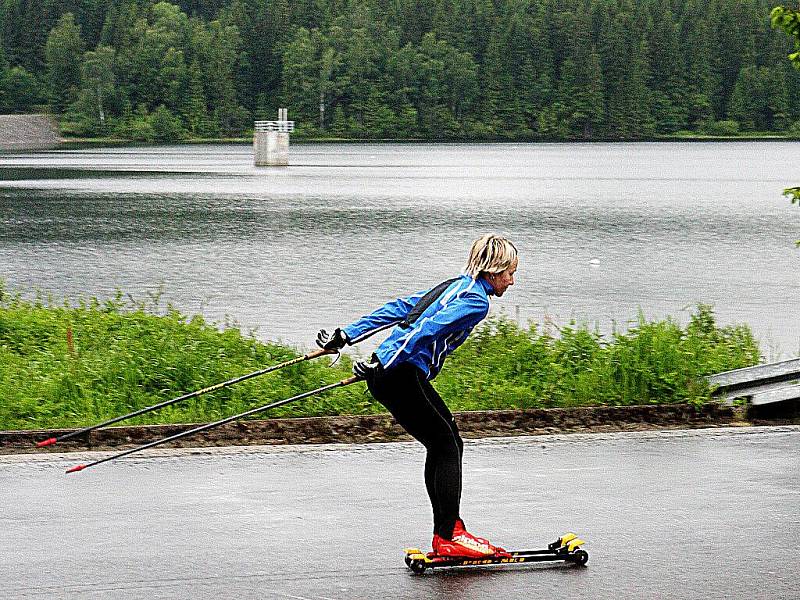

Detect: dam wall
[0, 114, 60, 151]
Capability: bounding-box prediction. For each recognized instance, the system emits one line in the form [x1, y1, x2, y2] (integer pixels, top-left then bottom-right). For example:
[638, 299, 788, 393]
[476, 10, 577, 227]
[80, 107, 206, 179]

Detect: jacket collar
[474, 275, 495, 296]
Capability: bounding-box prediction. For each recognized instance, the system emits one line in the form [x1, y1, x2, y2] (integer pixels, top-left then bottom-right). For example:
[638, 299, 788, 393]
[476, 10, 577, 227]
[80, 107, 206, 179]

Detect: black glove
[353, 358, 384, 382]
[316, 328, 349, 351]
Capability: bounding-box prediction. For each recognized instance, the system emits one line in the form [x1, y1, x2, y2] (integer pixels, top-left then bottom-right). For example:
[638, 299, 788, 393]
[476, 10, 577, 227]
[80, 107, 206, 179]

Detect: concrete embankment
[0, 114, 60, 150]
[0, 403, 764, 454]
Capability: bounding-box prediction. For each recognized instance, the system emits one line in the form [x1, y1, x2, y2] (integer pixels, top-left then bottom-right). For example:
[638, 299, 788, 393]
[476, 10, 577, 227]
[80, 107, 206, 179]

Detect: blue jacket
[343, 275, 494, 379]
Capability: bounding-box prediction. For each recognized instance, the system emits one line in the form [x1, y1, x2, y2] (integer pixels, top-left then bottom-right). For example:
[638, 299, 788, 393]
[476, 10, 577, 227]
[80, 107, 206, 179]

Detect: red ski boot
[431, 520, 509, 558]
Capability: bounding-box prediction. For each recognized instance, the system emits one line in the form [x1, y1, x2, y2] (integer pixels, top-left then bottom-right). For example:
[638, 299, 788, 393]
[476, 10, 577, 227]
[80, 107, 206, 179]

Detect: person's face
[487, 258, 517, 297]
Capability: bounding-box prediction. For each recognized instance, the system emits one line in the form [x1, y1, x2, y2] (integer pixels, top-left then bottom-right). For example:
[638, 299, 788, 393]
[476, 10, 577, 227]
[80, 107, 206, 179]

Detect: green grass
[0, 285, 373, 430]
[0, 283, 760, 430]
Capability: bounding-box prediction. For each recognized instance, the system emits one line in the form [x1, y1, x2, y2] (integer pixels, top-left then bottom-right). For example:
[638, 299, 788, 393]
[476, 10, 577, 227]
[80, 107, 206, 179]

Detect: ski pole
[38, 347, 336, 448]
[66, 374, 361, 474]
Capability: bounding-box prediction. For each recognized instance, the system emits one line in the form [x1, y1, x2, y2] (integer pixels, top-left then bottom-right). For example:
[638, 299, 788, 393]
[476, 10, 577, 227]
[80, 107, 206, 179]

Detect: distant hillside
[0, 0, 798, 141]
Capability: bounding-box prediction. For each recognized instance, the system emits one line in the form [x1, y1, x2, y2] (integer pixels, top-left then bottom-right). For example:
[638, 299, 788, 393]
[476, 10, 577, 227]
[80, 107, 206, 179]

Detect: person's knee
[448, 418, 464, 455]
[428, 431, 462, 459]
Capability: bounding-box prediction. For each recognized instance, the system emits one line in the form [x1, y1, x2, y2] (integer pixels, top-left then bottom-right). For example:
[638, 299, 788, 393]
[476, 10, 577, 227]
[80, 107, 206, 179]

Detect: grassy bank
[0, 285, 759, 431]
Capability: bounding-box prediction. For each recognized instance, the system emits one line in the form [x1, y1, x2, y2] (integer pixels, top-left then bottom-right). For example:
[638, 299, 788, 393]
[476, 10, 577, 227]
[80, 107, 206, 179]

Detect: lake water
[1, 142, 798, 358]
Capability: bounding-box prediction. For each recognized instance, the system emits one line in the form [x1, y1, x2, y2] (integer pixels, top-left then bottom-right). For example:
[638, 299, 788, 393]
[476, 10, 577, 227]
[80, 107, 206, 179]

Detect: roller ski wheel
[549, 533, 589, 567]
[570, 549, 589, 566]
[403, 534, 589, 574]
[410, 560, 427, 574]
[402, 549, 428, 574]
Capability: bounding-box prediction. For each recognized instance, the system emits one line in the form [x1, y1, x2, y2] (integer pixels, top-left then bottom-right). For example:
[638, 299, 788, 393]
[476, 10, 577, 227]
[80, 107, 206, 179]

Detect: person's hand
[353, 358, 383, 382]
[316, 328, 349, 351]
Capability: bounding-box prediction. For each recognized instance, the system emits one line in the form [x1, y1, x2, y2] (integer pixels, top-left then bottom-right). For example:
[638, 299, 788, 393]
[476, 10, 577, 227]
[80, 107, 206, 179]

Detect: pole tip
[66, 464, 86, 474]
[36, 438, 57, 448]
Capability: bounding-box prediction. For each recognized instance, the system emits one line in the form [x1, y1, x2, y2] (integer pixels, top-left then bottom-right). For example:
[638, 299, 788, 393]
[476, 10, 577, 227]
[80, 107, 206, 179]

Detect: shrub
[436, 305, 760, 410]
[0, 288, 371, 429]
[699, 120, 741, 136]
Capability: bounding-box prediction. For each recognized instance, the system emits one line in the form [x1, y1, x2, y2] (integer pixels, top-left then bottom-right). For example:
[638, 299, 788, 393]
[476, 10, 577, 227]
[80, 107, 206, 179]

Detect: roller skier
[317, 233, 517, 558]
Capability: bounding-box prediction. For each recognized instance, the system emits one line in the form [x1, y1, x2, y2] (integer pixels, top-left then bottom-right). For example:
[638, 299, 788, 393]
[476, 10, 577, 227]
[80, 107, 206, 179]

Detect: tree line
[1, 0, 799, 141]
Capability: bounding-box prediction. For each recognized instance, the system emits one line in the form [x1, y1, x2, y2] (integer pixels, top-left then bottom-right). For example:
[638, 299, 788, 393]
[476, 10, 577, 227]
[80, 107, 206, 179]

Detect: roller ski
[404, 533, 588, 574]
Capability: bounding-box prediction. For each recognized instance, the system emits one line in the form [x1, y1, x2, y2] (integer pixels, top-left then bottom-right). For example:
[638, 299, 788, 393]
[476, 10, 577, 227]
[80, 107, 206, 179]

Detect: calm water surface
[1, 142, 798, 357]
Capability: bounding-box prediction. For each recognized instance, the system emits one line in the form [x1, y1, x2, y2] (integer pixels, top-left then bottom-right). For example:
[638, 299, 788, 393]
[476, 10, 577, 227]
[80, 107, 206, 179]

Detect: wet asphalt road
[2, 426, 798, 599]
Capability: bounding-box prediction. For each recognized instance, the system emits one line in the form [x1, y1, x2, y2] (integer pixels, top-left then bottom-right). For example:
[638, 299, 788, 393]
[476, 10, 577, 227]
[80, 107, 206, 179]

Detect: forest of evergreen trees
[1, 0, 799, 141]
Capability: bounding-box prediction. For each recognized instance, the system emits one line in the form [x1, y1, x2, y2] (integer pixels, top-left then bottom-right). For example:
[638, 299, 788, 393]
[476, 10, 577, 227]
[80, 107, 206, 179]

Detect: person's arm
[342, 291, 425, 344]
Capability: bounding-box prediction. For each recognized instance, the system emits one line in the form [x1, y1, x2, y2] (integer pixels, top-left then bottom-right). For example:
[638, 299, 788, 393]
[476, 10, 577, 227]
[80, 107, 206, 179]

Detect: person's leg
[367, 362, 463, 538]
[368, 362, 506, 557]
[412, 368, 464, 539]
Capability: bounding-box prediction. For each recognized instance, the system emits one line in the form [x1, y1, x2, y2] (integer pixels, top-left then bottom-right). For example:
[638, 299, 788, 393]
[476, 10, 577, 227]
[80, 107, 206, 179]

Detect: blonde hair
[464, 234, 517, 278]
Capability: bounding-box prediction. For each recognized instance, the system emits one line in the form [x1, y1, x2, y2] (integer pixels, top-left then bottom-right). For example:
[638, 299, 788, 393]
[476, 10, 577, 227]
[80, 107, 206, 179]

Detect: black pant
[367, 361, 464, 539]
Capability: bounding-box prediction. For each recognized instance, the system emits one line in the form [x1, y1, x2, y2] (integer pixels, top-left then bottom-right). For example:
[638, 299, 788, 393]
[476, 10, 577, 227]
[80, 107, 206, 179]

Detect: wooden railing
[708, 358, 800, 406]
